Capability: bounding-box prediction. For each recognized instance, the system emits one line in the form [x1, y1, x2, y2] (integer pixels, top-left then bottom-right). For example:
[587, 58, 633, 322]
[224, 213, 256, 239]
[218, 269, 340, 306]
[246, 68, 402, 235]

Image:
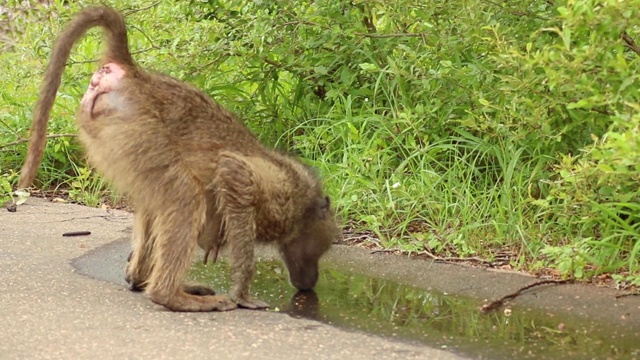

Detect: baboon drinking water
[19, 6, 338, 312]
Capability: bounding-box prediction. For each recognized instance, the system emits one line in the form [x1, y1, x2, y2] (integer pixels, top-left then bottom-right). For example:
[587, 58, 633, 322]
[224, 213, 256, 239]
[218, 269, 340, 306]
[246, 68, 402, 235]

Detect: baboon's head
[280, 195, 338, 290]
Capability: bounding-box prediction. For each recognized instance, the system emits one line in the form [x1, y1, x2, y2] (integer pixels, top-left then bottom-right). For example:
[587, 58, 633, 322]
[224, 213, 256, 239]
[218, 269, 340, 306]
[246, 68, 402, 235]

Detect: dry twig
[0, 133, 77, 149]
[622, 31, 640, 56]
[615, 292, 640, 299]
[480, 279, 573, 313]
[370, 249, 401, 254]
[354, 32, 425, 38]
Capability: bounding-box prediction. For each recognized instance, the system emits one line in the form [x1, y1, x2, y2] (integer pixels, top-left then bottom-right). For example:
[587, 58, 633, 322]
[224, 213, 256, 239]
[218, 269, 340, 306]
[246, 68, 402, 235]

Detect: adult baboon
[19, 6, 338, 312]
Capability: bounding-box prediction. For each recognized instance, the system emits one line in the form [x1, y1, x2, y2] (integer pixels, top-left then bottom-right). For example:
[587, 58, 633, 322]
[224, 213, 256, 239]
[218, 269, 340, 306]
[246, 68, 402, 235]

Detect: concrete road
[0, 198, 464, 360]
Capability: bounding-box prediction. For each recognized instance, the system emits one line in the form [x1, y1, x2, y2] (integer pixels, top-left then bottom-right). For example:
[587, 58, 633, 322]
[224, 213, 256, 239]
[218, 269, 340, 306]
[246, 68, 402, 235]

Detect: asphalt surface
[0, 198, 463, 360]
[2, 198, 639, 359]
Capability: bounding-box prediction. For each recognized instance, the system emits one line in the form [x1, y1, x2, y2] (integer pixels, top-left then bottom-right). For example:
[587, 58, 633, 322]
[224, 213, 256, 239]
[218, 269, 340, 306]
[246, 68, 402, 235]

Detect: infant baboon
[19, 6, 338, 312]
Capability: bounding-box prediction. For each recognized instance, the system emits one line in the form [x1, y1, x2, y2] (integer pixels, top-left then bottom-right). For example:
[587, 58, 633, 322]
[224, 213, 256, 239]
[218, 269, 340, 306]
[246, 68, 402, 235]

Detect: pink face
[80, 62, 125, 117]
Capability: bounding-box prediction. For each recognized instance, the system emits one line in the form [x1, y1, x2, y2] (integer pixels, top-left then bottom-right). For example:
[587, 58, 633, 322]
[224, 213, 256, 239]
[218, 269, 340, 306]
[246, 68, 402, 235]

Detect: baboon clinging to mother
[19, 6, 339, 312]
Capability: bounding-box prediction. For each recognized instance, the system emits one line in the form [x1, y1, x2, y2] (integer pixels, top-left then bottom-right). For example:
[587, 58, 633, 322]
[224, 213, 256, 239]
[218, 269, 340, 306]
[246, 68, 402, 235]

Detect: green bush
[504, 0, 640, 280]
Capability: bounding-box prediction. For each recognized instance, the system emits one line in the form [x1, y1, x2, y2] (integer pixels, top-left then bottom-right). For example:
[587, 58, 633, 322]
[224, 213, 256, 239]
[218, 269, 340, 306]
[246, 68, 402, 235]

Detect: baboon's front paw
[127, 279, 145, 292]
[124, 273, 145, 292]
[128, 282, 145, 292]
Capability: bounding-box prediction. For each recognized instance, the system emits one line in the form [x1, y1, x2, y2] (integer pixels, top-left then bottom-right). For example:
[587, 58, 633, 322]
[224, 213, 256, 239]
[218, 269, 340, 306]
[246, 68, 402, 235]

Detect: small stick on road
[62, 231, 92, 237]
[615, 292, 640, 299]
[370, 249, 401, 254]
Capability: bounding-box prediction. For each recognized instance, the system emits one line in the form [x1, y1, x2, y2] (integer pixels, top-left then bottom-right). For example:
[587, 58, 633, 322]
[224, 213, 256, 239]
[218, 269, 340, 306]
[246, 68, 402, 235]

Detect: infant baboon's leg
[215, 153, 269, 309]
[125, 210, 155, 292]
[180, 284, 217, 296]
[144, 185, 235, 312]
[127, 250, 215, 296]
[126, 205, 216, 296]
[197, 191, 223, 265]
[174, 192, 223, 296]
[127, 257, 216, 296]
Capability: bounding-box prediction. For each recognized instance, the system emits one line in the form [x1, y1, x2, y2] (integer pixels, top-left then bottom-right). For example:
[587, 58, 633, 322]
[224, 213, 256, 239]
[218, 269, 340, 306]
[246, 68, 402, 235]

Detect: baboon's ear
[316, 196, 331, 218]
[321, 196, 331, 211]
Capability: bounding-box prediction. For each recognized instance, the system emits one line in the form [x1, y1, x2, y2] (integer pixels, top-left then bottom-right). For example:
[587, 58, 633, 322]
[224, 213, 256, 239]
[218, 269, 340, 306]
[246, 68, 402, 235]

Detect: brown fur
[19, 6, 338, 312]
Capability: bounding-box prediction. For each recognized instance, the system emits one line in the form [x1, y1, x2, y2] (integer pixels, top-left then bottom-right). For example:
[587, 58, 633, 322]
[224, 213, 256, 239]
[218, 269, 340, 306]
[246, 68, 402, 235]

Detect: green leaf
[14, 190, 30, 205]
[566, 99, 592, 109]
[358, 63, 378, 72]
[314, 66, 328, 75]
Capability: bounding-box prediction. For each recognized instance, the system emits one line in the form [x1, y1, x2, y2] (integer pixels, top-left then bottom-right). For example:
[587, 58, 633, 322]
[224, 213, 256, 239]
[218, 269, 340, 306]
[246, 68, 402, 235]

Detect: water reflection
[287, 290, 321, 320]
[188, 260, 640, 360]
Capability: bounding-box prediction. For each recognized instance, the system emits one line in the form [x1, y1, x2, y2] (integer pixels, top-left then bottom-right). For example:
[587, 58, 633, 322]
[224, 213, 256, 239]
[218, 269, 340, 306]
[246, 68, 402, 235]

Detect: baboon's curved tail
[19, 6, 134, 188]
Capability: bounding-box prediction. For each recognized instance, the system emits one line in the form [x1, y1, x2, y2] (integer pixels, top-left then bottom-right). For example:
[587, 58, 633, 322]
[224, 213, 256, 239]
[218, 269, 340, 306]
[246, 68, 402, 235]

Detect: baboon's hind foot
[150, 291, 236, 312]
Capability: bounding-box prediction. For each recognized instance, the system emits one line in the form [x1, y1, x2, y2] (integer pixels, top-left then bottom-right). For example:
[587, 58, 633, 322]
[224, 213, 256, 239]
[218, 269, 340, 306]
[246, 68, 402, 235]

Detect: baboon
[19, 6, 338, 312]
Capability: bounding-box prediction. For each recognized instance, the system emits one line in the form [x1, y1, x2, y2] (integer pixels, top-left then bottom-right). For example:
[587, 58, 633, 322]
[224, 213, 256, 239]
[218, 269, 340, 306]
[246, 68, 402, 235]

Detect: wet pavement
[2, 198, 639, 359]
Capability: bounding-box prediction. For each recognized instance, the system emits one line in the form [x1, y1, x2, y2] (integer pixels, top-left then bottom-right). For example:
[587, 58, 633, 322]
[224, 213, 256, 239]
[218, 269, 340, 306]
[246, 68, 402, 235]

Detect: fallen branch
[371, 247, 506, 268]
[341, 226, 381, 245]
[483, 0, 549, 21]
[355, 32, 425, 38]
[370, 249, 401, 254]
[124, 1, 161, 15]
[615, 292, 640, 299]
[420, 247, 502, 266]
[480, 279, 573, 313]
[0, 133, 77, 149]
[431, 255, 495, 266]
[69, 47, 155, 65]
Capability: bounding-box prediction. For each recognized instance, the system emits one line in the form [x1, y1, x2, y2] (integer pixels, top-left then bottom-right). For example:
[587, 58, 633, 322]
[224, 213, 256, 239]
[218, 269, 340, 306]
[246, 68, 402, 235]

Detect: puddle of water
[189, 260, 640, 360]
